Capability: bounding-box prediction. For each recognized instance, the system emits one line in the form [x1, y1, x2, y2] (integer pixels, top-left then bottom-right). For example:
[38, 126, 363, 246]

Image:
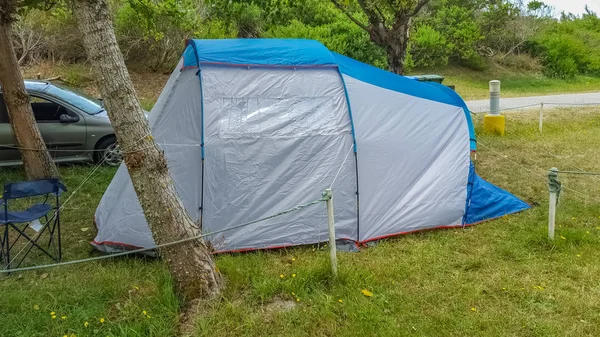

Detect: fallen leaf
[361, 289, 373, 297]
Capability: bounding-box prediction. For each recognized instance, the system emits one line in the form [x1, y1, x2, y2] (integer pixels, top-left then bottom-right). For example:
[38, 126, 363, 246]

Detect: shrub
[409, 25, 450, 68]
[534, 34, 592, 78]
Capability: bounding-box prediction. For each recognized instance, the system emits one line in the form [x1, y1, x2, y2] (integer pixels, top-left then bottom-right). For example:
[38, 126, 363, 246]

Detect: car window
[45, 84, 103, 115]
[0, 94, 8, 123]
[30, 96, 69, 122]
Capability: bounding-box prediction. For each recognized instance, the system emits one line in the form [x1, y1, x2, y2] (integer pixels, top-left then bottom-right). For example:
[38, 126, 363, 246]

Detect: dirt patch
[23, 62, 169, 107]
[263, 298, 297, 314]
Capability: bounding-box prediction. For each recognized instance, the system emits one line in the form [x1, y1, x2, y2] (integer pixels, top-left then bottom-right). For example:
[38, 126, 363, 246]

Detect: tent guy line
[2, 132, 151, 270]
[477, 140, 600, 204]
[0, 196, 327, 274]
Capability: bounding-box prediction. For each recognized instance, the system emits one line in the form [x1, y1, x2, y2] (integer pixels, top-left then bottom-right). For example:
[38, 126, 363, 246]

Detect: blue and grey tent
[93, 39, 529, 253]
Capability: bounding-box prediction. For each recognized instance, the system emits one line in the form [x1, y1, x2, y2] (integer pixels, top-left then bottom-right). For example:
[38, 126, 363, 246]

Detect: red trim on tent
[359, 224, 476, 244]
[90, 238, 360, 255]
[90, 211, 526, 254]
[180, 63, 337, 72]
[358, 210, 527, 244]
[194, 61, 338, 69]
[91, 240, 144, 250]
[213, 238, 360, 255]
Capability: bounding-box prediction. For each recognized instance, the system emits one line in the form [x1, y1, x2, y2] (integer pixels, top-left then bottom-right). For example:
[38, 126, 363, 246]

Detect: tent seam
[336, 68, 361, 243]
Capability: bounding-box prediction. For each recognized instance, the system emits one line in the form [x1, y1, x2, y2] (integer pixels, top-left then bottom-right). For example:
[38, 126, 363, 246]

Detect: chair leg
[56, 212, 61, 262]
[0, 227, 4, 263]
[4, 222, 10, 271]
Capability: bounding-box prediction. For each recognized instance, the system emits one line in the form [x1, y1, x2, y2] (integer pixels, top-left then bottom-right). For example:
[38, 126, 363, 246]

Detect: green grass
[1, 107, 600, 336]
[412, 65, 600, 101]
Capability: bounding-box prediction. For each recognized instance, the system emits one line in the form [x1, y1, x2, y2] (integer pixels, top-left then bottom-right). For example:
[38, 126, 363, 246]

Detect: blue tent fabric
[464, 162, 530, 224]
[184, 39, 336, 67]
[332, 52, 461, 108]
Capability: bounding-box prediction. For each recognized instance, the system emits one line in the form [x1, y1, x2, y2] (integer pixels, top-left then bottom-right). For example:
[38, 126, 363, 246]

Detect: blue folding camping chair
[0, 178, 66, 271]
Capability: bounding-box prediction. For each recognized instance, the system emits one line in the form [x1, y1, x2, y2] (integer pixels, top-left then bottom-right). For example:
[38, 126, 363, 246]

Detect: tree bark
[0, 1, 59, 179]
[71, 0, 221, 300]
[384, 21, 411, 75]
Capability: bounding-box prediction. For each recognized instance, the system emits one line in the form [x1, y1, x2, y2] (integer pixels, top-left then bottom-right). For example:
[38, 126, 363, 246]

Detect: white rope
[330, 144, 354, 189]
[471, 102, 600, 115]
[471, 103, 541, 114]
[0, 197, 327, 274]
[0, 140, 181, 153]
[478, 141, 600, 204]
[3, 132, 151, 269]
[473, 106, 600, 185]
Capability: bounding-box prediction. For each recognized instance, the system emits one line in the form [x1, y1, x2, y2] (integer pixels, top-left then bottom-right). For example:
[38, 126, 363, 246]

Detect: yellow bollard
[484, 80, 505, 135]
[483, 114, 506, 135]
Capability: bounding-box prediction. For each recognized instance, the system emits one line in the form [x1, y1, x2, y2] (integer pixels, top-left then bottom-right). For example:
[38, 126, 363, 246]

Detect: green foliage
[530, 12, 600, 78]
[114, 0, 200, 70]
[415, 1, 484, 70]
[409, 25, 450, 68]
[9, 0, 600, 79]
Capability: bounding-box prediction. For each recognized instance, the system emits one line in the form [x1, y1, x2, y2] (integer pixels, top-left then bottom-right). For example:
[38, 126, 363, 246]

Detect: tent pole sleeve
[193, 40, 206, 226]
[336, 68, 361, 243]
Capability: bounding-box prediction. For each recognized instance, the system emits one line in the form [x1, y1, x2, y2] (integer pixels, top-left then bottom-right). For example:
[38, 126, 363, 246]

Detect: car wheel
[95, 137, 122, 166]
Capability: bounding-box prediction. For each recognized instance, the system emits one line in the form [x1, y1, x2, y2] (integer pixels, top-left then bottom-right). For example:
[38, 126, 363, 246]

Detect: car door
[0, 93, 21, 163]
[30, 94, 87, 159]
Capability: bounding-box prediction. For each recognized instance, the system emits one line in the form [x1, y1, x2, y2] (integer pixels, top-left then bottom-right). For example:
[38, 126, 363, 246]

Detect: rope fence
[470, 101, 600, 115]
[546, 167, 600, 240]
[471, 100, 600, 134]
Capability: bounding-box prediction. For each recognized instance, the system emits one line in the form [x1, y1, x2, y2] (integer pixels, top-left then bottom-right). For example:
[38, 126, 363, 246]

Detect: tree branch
[357, 0, 383, 26]
[410, 0, 431, 17]
[373, 4, 387, 26]
[329, 0, 370, 32]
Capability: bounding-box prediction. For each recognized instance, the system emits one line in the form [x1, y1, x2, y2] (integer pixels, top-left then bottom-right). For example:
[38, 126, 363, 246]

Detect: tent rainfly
[93, 39, 529, 253]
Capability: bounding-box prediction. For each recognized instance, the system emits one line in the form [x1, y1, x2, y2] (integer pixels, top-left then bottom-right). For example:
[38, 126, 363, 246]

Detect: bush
[409, 25, 450, 68]
[533, 33, 594, 78]
[13, 5, 84, 65]
[530, 11, 600, 78]
[416, 4, 484, 70]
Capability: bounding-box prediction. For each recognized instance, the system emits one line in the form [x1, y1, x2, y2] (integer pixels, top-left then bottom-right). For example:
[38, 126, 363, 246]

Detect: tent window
[218, 96, 340, 138]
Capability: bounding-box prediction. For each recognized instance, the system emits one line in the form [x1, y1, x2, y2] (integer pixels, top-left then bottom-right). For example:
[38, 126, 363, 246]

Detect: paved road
[466, 92, 600, 113]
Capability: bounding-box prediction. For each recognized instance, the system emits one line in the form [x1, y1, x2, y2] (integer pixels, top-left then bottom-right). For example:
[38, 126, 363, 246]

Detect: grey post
[547, 167, 560, 240]
[539, 103, 544, 133]
[323, 188, 338, 278]
[489, 80, 501, 115]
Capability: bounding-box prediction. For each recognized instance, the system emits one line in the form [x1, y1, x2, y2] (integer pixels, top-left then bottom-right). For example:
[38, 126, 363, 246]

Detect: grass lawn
[1, 107, 600, 336]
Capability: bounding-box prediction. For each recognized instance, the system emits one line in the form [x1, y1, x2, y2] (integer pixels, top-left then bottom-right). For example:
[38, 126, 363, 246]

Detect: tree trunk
[384, 21, 411, 76]
[386, 45, 406, 75]
[0, 4, 59, 180]
[71, 0, 222, 300]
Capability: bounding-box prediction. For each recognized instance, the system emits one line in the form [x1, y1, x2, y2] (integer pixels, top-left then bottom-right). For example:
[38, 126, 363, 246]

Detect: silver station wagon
[0, 80, 122, 166]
